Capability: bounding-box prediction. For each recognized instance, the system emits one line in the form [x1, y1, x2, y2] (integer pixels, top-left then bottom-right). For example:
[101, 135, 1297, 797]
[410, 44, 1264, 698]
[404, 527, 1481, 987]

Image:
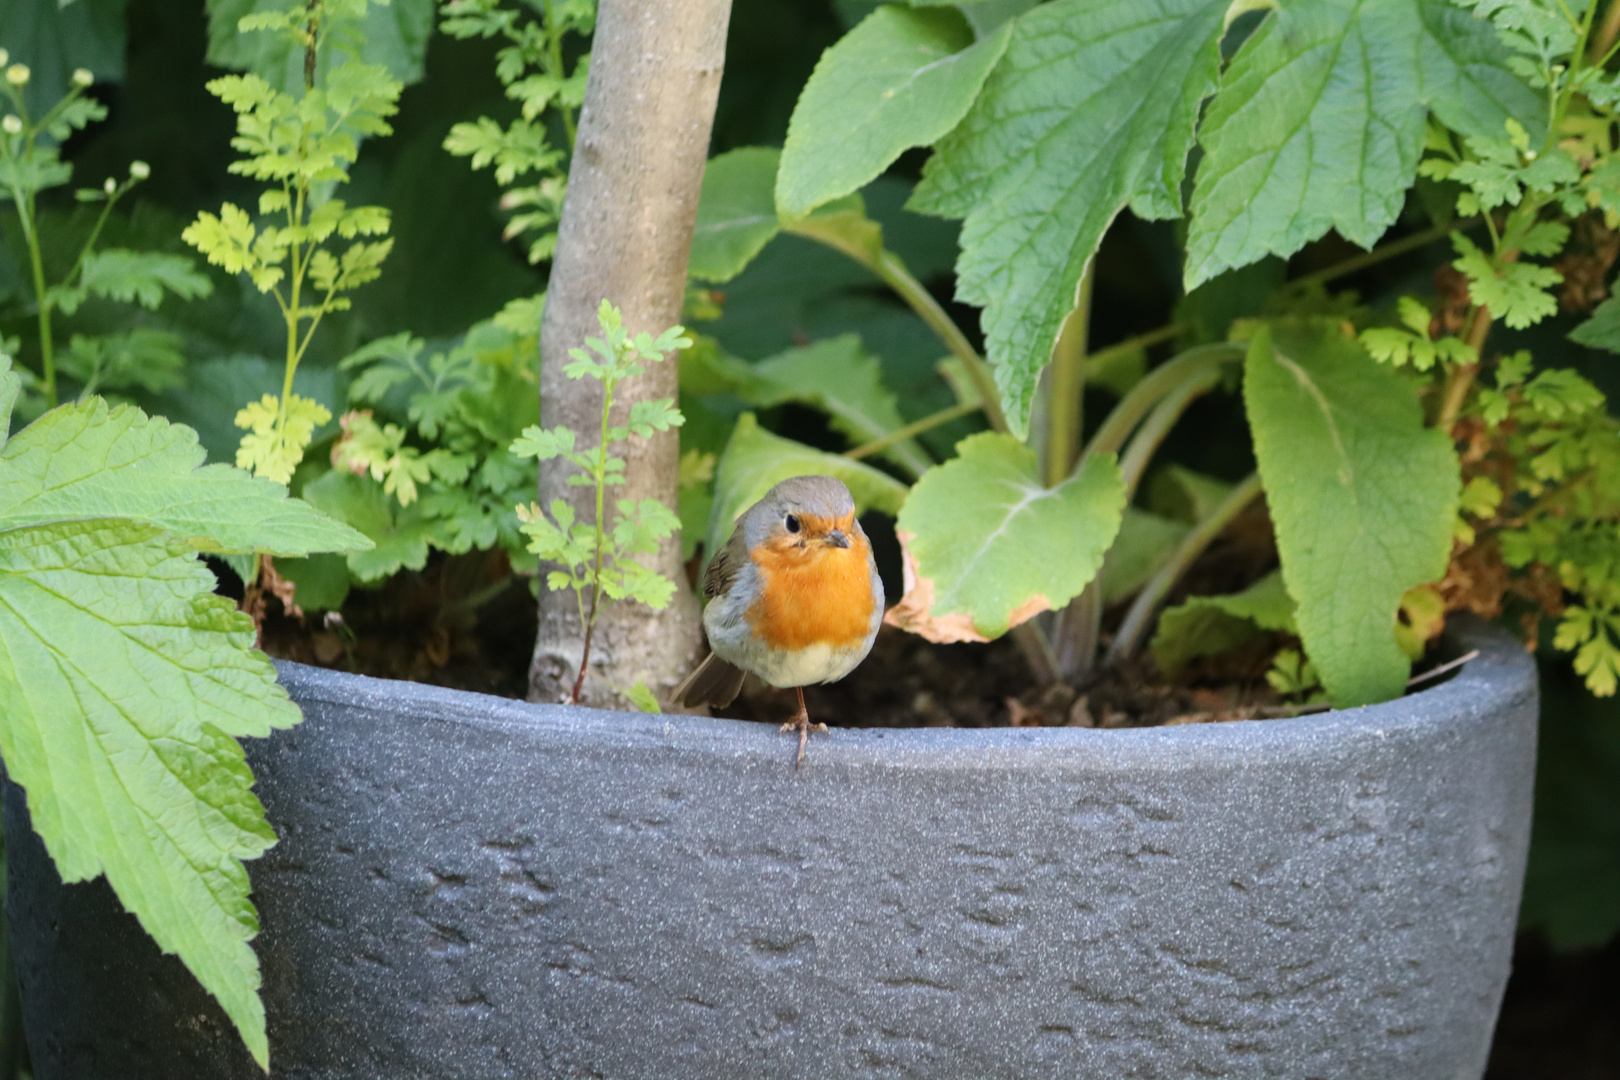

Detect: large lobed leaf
[0, 359, 371, 1069]
[909, 0, 1228, 438]
[1185, 0, 1541, 288]
[777, 5, 1012, 220]
[704, 413, 908, 565]
[0, 397, 369, 557]
[0, 521, 290, 1069]
[904, 0, 1537, 433]
[1244, 325, 1459, 706]
[886, 432, 1124, 641]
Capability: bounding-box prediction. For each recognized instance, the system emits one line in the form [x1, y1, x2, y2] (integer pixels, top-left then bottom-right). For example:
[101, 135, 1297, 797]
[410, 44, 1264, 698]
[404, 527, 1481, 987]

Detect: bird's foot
[779, 709, 830, 769]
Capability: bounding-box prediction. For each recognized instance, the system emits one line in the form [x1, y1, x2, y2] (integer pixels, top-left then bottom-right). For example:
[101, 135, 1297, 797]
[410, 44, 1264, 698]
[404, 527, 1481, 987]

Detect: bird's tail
[672, 652, 747, 708]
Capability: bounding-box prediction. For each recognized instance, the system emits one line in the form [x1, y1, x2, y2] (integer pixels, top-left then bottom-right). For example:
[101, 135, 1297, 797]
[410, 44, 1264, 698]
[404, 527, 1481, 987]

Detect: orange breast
[746, 535, 875, 651]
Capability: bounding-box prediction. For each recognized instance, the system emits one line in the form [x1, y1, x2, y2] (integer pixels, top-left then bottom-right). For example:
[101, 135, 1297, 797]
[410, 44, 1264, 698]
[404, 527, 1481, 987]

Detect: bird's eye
[784, 514, 801, 534]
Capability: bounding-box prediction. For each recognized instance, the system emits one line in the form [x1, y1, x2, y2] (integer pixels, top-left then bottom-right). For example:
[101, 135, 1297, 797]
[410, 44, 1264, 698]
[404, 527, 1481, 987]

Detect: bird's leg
[779, 686, 829, 768]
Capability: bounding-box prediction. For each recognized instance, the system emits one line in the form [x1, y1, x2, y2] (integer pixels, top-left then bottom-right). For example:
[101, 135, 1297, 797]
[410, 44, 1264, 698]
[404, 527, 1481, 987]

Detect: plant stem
[1079, 343, 1242, 468]
[1044, 268, 1093, 487]
[23, 201, 55, 407]
[1590, 0, 1620, 62]
[1012, 622, 1059, 686]
[572, 375, 616, 704]
[1286, 219, 1471, 292]
[1052, 581, 1101, 681]
[873, 250, 1008, 433]
[843, 399, 979, 462]
[543, 0, 578, 149]
[1105, 473, 1263, 668]
[304, 0, 323, 91]
[1050, 359, 1223, 681]
[798, 224, 1011, 435]
[1086, 321, 1186, 372]
[1116, 368, 1221, 500]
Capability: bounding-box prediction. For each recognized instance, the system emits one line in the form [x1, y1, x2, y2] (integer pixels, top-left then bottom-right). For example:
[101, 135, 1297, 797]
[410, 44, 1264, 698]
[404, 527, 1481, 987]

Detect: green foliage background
[3, 0, 1620, 1068]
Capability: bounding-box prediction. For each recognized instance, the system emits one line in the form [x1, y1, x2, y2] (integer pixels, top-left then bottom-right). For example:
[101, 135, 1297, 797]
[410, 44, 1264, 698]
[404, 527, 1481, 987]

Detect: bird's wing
[703, 526, 747, 600]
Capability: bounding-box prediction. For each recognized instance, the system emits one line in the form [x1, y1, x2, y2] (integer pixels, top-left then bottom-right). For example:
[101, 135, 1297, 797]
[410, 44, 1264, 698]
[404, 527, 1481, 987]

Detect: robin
[673, 475, 884, 766]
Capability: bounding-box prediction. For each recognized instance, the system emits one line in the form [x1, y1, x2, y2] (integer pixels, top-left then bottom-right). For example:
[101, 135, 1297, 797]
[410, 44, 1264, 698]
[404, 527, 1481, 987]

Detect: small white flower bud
[0, 50, 9, 68]
[5, 64, 30, 87]
[129, 160, 150, 180]
[72, 68, 94, 88]
[2, 115, 20, 136]
[103, 177, 116, 194]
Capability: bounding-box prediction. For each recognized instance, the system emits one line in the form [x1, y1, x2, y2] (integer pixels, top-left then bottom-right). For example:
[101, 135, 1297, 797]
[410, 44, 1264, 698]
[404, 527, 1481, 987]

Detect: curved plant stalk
[1079, 343, 1242, 469]
[1116, 367, 1222, 499]
[1044, 268, 1093, 487]
[530, 0, 730, 705]
[1051, 365, 1223, 680]
[797, 222, 1010, 434]
[1105, 473, 1263, 668]
[843, 399, 980, 461]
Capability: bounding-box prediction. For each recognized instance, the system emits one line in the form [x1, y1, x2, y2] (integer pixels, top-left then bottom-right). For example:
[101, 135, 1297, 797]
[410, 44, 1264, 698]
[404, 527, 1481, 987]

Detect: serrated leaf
[233, 393, 333, 484]
[1151, 570, 1296, 677]
[0, 519, 294, 1070]
[1187, 0, 1538, 289]
[910, 0, 1228, 438]
[0, 398, 368, 557]
[300, 469, 434, 581]
[1244, 324, 1459, 706]
[886, 431, 1125, 642]
[1452, 232, 1560, 329]
[705, 413, 908, 563]
[78, 249, 213, 310]
[777, 5, 1012, 220]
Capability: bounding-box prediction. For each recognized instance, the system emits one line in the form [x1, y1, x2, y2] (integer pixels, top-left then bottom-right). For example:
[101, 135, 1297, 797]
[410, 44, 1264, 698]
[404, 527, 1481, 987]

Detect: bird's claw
[779, 714, 830, 768]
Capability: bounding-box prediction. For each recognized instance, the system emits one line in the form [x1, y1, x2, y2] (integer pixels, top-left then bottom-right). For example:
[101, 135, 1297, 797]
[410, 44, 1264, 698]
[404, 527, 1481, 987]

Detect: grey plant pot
[5, 617, 1536, 1079]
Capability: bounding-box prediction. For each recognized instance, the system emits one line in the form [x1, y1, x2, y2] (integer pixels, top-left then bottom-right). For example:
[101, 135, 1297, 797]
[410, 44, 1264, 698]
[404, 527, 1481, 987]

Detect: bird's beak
[824, 529, 850, 549]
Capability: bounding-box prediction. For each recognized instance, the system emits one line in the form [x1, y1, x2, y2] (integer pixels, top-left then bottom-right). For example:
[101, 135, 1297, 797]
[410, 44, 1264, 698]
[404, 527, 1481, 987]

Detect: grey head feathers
[740, 475, 857, 548]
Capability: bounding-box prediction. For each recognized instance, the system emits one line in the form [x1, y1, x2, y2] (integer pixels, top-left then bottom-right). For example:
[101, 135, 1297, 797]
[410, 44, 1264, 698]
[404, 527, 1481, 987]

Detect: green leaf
[1243, 324, 1459, 706]
[300, 469, 434, 581]
[1186, 0, 1539, 288]
[777, 5, 1012, 220]
[693, 335, 933, 478]
[0, 398, 369, 557]
[1, 354, 20, 437]
[206, 0, 435, 92]
[690, 148, 785, 284]
[1451, 232, 1560, 329]
[274, 551, 351, 612]
[78, 249, 213, 310]
[1099, 508, 1188, 606]
[910, 0, 1228, 438]
[1150, 570, 1296, 677]
[0, 519, 292, 1070]
[1569, 293, 1620, 352]
[705, 413, 908, 563]
[623, 681, 661, 713]
[887, 431, 1125, 641]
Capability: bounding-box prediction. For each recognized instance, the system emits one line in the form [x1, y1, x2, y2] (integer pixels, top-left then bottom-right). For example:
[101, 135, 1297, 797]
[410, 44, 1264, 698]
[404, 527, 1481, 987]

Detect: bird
[672, 475, 884, 766]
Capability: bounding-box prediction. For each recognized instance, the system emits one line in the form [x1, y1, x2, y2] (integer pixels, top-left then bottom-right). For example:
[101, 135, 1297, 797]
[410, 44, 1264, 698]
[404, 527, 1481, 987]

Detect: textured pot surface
[7, 619, 1536, 1079]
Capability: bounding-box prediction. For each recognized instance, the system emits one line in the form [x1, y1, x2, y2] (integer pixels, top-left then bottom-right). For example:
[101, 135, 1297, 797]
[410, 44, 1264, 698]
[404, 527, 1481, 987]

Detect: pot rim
[271, 616, 1536, 773]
